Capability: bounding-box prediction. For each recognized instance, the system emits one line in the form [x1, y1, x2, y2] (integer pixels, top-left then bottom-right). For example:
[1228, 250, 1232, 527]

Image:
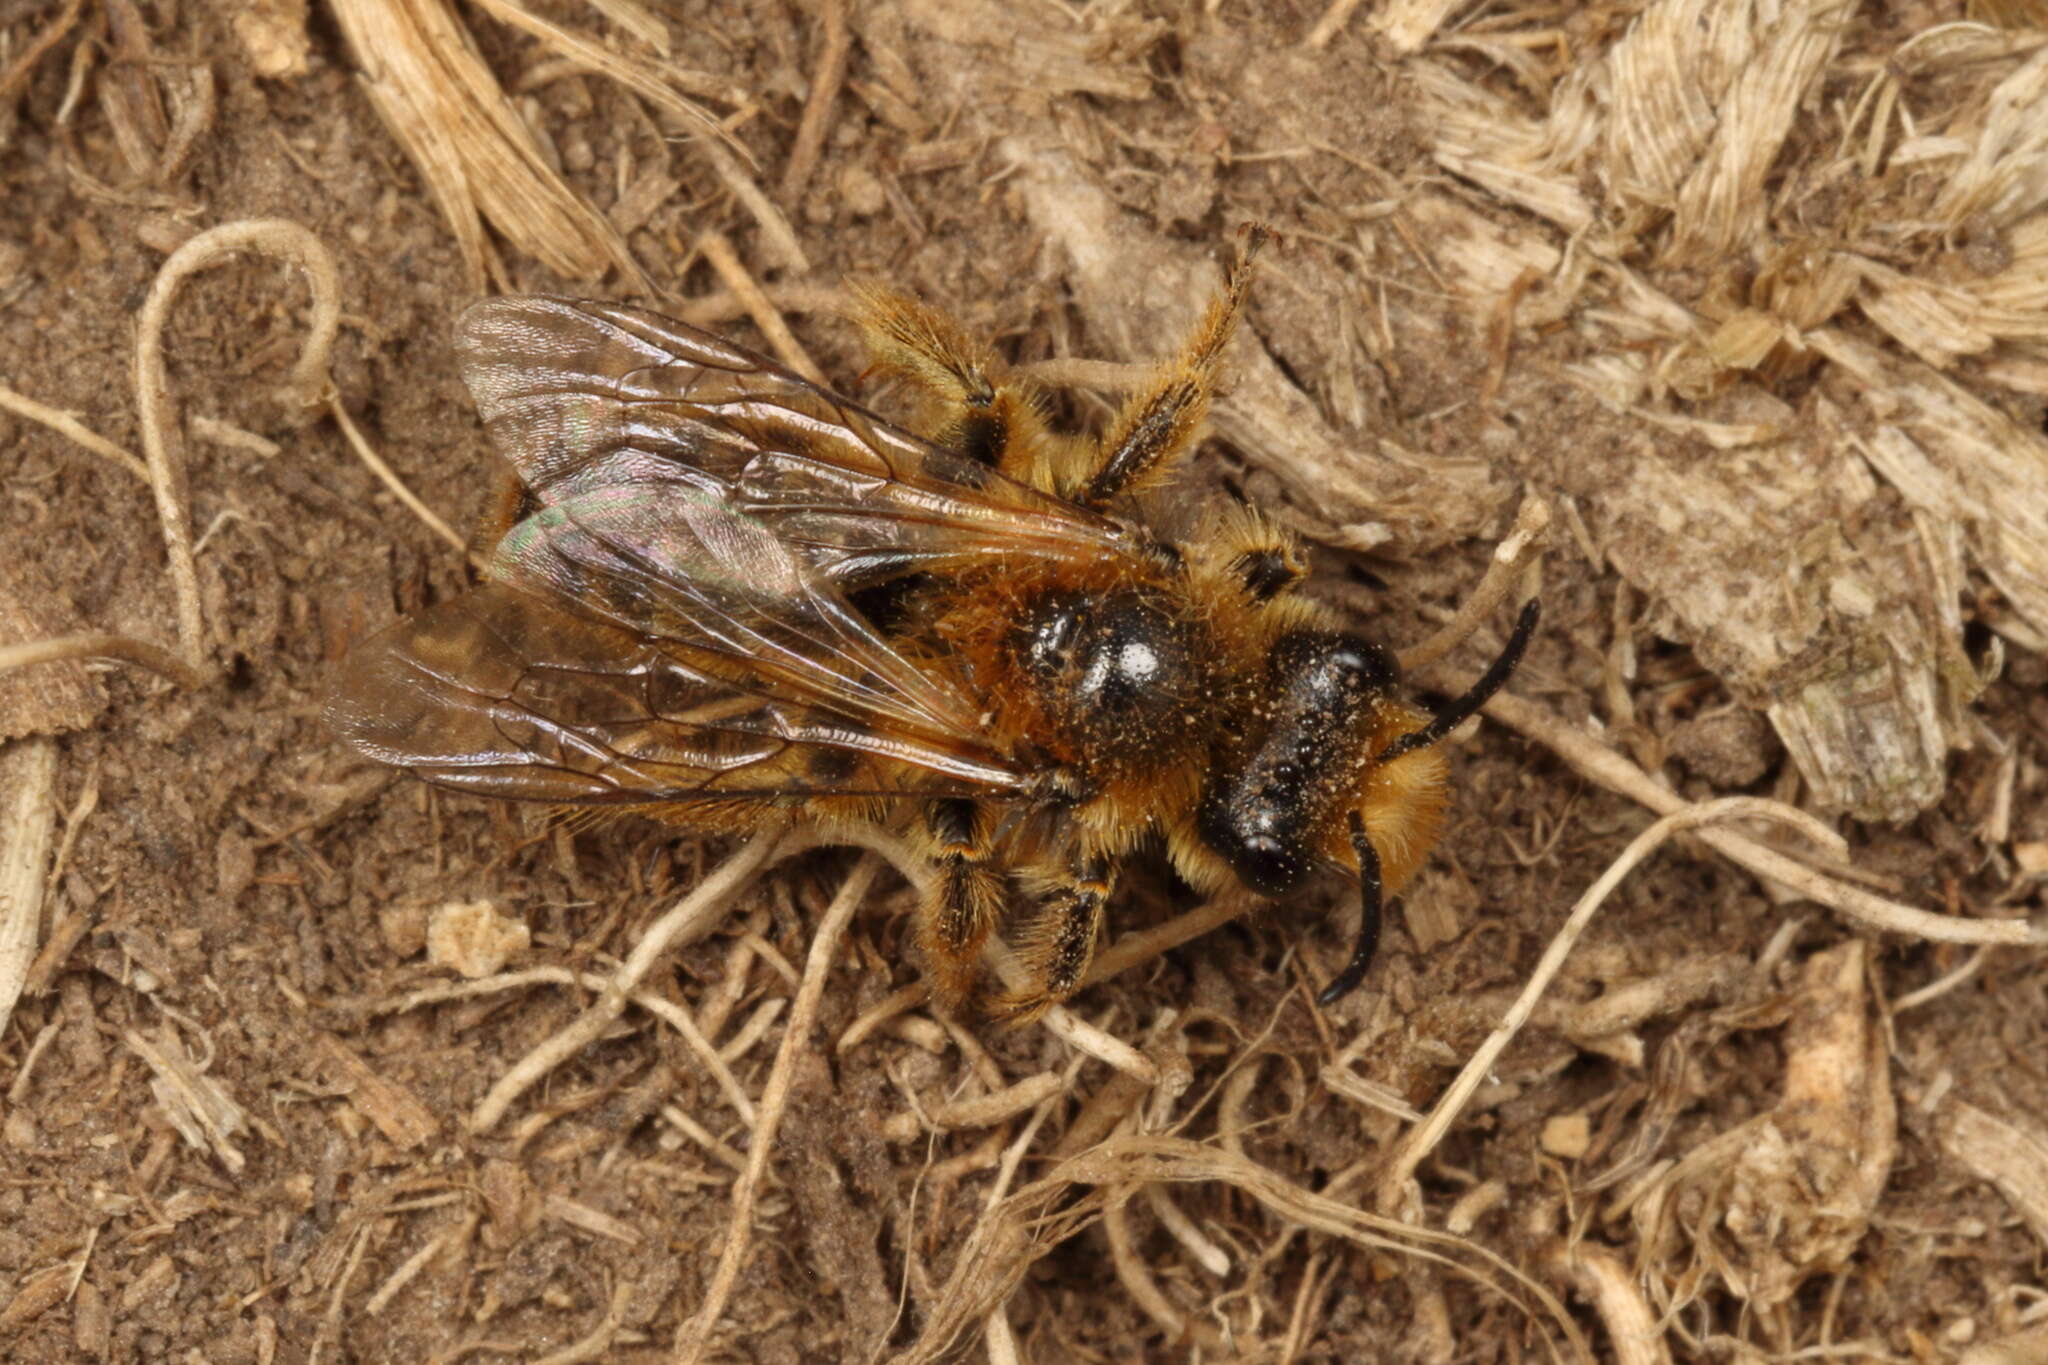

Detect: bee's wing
[454, 296, 1126, 587]
[486, 475, 989, 750]
[328, 294, 1137, 806]
[326, 580, 1026, 805]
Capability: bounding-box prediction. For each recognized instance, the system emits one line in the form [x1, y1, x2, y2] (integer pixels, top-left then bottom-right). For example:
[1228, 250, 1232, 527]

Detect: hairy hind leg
[1072, 224, 1269, 507]
[988, 855, 1116, 1025]
[845, 280, 1077, 480]
[913, 798, 1006, 1013]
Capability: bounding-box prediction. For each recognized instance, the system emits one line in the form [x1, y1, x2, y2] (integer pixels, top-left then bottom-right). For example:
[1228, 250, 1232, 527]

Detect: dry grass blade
[327, 399, 472, 559]
[463, 0, 734, 157]
[780, 0, 850, 199]
[329, 0, 646, 290]
[698, 232, 824, 383]
[0, 386, 148, 481]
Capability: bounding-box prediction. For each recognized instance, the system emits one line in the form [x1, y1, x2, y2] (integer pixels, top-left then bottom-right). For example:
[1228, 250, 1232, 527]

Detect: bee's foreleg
[1076, 224, 1270, 507]
[989, 855, 1115, 1026]
[913, 797, 1007, 1014]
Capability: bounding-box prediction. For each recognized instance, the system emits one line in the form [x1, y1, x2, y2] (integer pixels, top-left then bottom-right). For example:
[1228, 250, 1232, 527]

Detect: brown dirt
[2, 1, 2045, 1362]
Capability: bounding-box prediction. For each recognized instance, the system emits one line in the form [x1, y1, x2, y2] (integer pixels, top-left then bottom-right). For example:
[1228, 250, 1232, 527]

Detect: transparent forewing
[325, 584, 1026, 803]
[455, 296, 1127, 586]
[489, 479, 985, 746]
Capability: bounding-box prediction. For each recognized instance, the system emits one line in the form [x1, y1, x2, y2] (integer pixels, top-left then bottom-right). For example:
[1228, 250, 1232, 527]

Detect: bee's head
[1199, 600, 1539, 1005]
[1195, 630, 1397, 897]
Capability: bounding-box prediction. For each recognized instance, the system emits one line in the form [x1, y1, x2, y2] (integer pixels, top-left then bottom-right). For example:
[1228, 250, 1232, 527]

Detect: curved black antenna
[1377, 599, 1540, 766]
[1316, 599, 1540, 1007]
[1317, 810, 1383, 1007]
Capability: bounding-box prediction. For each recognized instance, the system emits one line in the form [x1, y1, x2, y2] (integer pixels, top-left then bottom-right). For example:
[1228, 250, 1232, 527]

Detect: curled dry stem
[1398, 492, 1550, 674]
[901, 1133, 1585, 1364]
[672, 854, 884, 1364]
[1377, 797, 1843, 1212]
[1104, 1198, 1226, 1351]
[883, 1071, 1066, 1144]
[469, 826, 784, 1133]
[0, 633, 211, 691]
[133, 219, 340, 673]
[1469, 690, 2044, 950]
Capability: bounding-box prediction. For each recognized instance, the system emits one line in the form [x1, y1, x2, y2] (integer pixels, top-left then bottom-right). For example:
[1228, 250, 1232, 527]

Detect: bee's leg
[914, 798, 1007, 1014]
[847, 281, 1027, 468]
[1218, 513, 1309, 603]
[1074, 224, 1270, 507]
[989, 855, 1116, 1025]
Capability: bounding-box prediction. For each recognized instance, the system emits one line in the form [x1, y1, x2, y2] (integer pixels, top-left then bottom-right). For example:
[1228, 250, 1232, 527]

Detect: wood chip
[1935, 1099, 2048, 1249]
[124, 1026, 249, 1174]
[1540, 1114, 1591, 1159]
[426, 900, 530, 979]
[0, 737, 56, 1038]
[314, 1033, 439, 1150]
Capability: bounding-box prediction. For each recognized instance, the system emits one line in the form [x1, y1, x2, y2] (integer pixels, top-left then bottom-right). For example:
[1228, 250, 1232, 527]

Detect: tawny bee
[327, 228, 1536, 1020]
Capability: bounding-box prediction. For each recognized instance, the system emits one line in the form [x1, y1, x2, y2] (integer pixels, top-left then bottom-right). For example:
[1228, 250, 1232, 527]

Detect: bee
[326, 228, 1537, 1021]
